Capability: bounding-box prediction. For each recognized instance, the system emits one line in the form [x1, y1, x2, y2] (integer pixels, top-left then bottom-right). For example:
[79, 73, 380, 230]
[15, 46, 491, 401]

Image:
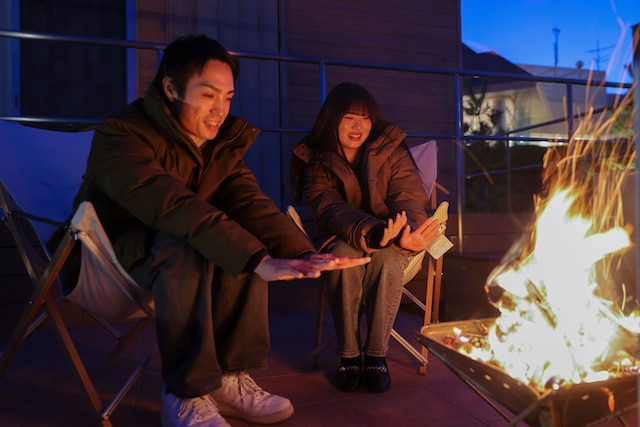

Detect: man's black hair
[153, 34, 239, 98]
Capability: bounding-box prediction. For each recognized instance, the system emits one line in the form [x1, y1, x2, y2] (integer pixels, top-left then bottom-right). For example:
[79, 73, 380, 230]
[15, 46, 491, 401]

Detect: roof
[462, 44, 535, 92]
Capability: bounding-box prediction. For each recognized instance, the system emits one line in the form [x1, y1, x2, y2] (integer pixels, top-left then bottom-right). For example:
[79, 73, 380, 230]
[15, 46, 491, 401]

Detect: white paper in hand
[426, 202, 453, 259]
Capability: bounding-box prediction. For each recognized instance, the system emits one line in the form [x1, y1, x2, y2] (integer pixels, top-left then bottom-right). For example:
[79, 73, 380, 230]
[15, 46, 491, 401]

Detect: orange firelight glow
[456, 93, 640, 393]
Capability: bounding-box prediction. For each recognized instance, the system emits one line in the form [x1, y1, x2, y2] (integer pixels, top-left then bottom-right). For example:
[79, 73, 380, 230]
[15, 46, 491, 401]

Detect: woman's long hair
[290, 82, 388, 202]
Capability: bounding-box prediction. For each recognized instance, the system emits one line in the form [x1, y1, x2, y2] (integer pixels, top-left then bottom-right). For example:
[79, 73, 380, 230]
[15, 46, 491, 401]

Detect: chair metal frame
[0, 180, 158, 427]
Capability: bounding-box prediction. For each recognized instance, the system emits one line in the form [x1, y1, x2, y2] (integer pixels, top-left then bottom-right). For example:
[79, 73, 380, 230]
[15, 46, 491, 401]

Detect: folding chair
[288, 140, 448, 375]
[0, 121, 157, 426]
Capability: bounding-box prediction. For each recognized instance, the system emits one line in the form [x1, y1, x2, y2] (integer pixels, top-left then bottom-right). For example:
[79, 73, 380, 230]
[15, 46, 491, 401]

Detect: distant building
[518, 64, 609, 140]
[462, 44, 615, 144]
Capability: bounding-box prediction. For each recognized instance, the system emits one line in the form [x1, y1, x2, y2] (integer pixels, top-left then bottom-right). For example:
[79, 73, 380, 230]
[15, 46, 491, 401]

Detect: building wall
[280, 0, 461, 204]
[19, 0, 128, 122]
[133, 0, 462, 206]
[1, 1, 463, 328]
[519, 64, 609, 137]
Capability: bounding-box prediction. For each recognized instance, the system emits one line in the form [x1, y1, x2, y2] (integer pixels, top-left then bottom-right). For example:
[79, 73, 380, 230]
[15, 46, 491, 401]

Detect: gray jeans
[323, 238, 424, 358]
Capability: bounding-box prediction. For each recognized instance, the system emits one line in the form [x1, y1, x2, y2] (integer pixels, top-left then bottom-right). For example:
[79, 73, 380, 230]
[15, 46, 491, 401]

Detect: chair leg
[101, 345, 159, 421]
[419, 257, 438, 375]
[421, 257, 443, 374]
[0, 233, 76, 377]
[311, 335, 336, 369]
[48, 293, 157, 425]
[0, 231, 154, 426]
[44, 293, 112, 426]
[107, 316, 153, 362]
[312, 286, 335, 368]
[390, 329, 427, 369]
[432, 258, 443, 323]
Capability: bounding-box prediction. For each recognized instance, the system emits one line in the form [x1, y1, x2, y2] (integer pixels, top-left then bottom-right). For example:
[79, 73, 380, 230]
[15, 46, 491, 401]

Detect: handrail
[0, 29, 165, 52]
[1, 28, 631, 95]
[0, 29, 634, 253]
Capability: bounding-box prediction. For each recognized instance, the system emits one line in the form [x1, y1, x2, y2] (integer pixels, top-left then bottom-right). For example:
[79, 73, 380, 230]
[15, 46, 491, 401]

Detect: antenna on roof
[553, 27, 560, 67]
[585, 40, 615, 70]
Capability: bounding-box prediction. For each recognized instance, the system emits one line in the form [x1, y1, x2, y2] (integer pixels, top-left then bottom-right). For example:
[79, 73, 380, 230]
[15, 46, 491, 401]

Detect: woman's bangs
[346, 99, 371, 116]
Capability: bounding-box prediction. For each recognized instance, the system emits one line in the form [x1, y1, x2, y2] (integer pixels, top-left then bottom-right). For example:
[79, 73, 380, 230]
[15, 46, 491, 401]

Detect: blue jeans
[323, 238, 424, 358]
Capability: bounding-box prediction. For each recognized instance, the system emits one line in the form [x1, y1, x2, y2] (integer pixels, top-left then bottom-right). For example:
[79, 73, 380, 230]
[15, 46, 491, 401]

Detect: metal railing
[0, 28, 634, 252]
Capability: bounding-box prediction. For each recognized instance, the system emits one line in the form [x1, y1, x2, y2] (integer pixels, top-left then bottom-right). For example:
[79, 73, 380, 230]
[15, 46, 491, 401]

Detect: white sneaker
[161, 387, 231, 427]
[210, 372, 294, 424]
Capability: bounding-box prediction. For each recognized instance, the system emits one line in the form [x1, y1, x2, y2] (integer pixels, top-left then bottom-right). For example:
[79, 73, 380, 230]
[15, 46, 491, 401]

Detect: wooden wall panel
[134, 0, 462, 207]
[19, 0, 127, 122]
[135, 0, 283, 203]
[282, 0, 461, 207]
[137, 0, 167, 97]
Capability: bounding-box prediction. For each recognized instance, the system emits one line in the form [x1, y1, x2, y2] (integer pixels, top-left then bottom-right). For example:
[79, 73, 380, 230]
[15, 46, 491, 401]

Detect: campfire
[473, 92, 639, 392]
[415, 90, 639, 426]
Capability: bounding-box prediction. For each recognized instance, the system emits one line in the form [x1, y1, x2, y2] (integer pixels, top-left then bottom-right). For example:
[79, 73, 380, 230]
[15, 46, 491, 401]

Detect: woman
[290, 82, 442, 393]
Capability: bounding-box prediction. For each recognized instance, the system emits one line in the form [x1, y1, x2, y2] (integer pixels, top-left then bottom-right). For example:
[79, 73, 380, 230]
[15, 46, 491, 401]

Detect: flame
[455, 91, 640, 393]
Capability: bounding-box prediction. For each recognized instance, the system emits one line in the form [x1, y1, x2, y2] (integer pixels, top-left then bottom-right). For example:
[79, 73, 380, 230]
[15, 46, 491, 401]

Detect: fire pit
[414, 319, 638, 427]
[413, 23, 640, 427]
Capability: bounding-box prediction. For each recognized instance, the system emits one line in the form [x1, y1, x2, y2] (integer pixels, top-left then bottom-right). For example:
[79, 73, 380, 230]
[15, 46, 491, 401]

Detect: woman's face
[337, 111, 372, 160]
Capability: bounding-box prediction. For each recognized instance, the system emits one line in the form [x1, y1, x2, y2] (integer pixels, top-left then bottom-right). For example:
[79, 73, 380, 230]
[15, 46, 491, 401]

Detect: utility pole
[553, 27, 560, 68]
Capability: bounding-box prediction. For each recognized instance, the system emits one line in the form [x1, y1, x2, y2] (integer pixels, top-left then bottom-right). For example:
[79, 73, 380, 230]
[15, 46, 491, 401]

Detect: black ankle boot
[336, 356, 362, 391]
[363, 356, 390, 393]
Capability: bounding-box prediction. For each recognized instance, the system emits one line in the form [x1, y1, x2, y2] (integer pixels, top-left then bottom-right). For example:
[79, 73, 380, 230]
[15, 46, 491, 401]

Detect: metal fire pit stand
[414, 319, 638, 427]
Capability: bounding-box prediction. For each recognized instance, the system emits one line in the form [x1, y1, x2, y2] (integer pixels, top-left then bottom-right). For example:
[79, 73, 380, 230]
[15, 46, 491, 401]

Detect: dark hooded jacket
[292, 123, 430, 254]
[68, 83, 314, 277]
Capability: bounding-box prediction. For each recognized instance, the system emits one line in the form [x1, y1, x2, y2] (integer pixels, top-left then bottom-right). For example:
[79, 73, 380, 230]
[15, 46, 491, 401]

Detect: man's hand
[396, 216, 442, 252]
[254, 253, 370, 281]
[302, 252, 371, 271]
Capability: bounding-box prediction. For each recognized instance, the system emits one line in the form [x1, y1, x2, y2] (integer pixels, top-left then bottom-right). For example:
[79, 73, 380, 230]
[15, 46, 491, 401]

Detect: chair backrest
[0, 120, 93, 243]
[0, 179, 52, 285]
[67, 201, 154, 321]
[408, 139, 438, 203]
[286, 205, 309, 238]
[0, 120, 152, 323]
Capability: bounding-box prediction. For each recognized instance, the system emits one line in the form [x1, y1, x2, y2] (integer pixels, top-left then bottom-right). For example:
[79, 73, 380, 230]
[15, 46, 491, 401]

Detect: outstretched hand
[379, 211, 408, 247]
[254, 253, 371, 281]
[397, 216, 442, 252]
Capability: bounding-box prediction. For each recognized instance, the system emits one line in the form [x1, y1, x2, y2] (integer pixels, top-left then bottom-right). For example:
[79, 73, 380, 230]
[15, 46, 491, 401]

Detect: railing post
[506, 139, 512, 212]
[565, 82, 574, 138]
[454, 72, 465, 253]
[318, 61, 327, 104]
[631, 21, 640, 424]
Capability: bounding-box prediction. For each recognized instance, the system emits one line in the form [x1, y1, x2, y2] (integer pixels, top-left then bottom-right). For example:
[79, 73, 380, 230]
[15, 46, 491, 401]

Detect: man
[71, 35, 369, 426]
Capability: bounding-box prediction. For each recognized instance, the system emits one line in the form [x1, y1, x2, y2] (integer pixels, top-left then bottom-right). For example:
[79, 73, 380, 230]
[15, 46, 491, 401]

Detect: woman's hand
[396, 216, 442, 252]
[379, 211, 408, 247]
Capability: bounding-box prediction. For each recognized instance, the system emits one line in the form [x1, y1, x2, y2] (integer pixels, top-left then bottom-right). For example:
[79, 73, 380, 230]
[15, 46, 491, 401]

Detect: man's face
[164, 59, 235, 144]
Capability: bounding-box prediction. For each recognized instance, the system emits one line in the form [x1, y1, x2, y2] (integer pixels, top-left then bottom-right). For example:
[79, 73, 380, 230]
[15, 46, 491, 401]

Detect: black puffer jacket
[71, 83, 314, 277]
[292, 123, 430, 253]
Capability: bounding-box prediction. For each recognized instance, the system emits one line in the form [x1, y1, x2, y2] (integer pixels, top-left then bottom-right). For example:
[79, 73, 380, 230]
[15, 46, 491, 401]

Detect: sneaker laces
[234, 372, 268, 401]
[178, 395, 219, 421]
